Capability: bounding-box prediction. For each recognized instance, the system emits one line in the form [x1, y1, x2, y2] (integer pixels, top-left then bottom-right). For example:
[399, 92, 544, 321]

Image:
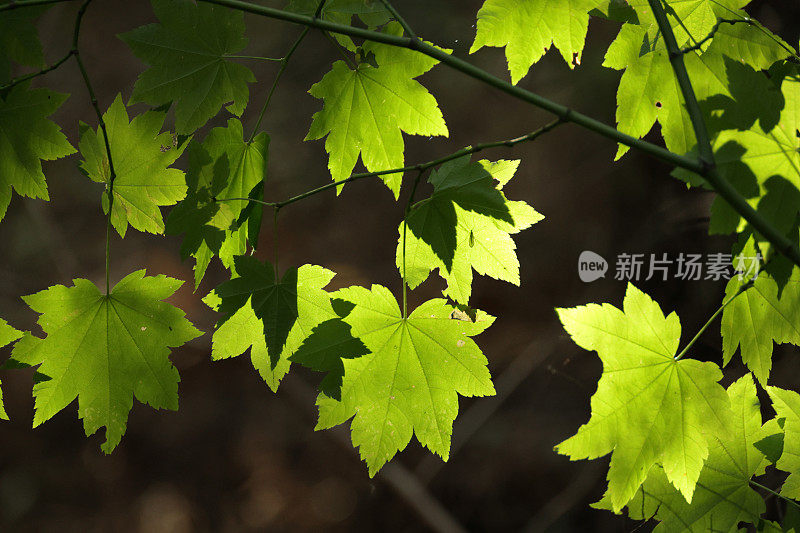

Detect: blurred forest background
[2, 1, 800, 531]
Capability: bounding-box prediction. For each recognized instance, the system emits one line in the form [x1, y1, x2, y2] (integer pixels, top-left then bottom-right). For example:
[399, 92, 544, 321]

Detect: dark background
[1, 1, 799, 531]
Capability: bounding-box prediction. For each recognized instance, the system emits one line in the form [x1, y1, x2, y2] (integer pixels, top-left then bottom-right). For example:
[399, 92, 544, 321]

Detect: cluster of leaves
[0, 0, 542, 478]
[2, 0, 800, 528]
[472, 0, 800, 528]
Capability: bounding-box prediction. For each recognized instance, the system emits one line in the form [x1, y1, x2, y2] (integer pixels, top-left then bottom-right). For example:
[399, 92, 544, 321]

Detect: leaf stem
[247, 26, 311, 143]
[673, 275, 755, 361]
[216, 197, 276, 207]
[402, 169, 425, 319]
[378, 0, 417, 39]
[72, 0, 116, 294]
[321, 30, 358, 70]
[750, 480, 800, 511]
[273, 206, 280, 281]
[223, 54, 282, 61]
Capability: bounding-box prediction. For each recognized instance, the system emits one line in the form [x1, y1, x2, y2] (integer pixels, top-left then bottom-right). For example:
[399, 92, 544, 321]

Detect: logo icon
[578, 250, 608, 282]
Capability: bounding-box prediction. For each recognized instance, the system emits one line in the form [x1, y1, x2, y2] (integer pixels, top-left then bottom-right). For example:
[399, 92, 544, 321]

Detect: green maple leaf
[78, 94, 188, 237]
[204, 262, 338, 391]
[712, 19, 795, 70]
[164, 184, 225, 277]
[0, 7, 47, 83]
[602, 3, 793, 164]
[120, 0, 254, 134]
[286, 0, 389, 28]
[556, 283, 731, 511]
[767, 386, 800, 499]
[290, 318, 369, 400]
[166, 119, 269, 287]
[708, 74, 800, 235]
[305, 22, 449, 198]
[316, 284, 495, 476]
[597, 374, 776, 532]
[604, 23, 731, 158]
[398, 157, 543, 304]
[0, 84, 75, 221]
[470, 0, 605, 84]
[0, 318, 23, 420]
[0, 318, 21, 350]
[10, 271, 202, 452]
[722, 268, 800, 384]
[625, 0, 750, 49]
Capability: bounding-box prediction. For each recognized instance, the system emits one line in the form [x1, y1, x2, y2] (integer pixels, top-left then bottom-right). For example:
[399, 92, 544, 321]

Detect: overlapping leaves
[598, 375, 777, 531]
[78, 95, 187, 237]
[398, 157, 542, 304]
[306, 22, 448, 197]
[286, 0, 390, 29]
[603, 1, 794, 159]
[204, 257, 338, 390]
[556, 283, 731, 511]
[708, 73, 800, 236]
[765, 386, 800, 500]
[722, 267, 800, 384]
[166, 118, 269, 287]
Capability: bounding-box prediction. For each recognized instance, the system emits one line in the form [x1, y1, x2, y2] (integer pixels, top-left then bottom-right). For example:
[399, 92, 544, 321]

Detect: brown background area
[1, 1, 799, 531]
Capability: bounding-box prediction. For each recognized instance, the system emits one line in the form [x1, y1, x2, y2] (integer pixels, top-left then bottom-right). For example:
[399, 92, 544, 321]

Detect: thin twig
[247, 27, 310, 143]
[321, 30, 358, 69]
[246, 0, 325, 144]
[750, 480, 800, 511]
[708, 0, 800, 62]
[378, 0, 417, 39]
[198, 0, 800, 270]
[272, 206, 280, 280]
[217, 119, 563, 210]
[223, 54, 282, 61]
[215, 197, 275, 207]
[0, 51, 74, 92]
[279, 119, 564, 207]
[648, 0, 800, 269]
[680, 18, 753, 55]
[196, 0, 702, 174]
[71, 0, 117, 294]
